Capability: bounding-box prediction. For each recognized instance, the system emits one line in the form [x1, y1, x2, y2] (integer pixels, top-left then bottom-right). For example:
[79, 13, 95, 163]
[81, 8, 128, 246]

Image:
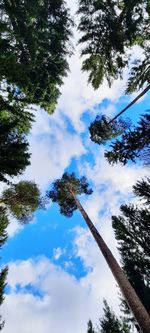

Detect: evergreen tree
[112, 177, 150, 328]
[0, 0, 73, 113]
[77, 0, 149, 92]
[48, 172, 150, 333]
[87, 319, 95, 333]
[0, 181, 42, 223]
[0, 117, 30, 184]
[0, 208, 9, 330]
[97, 300, 131, 333]
[89, 115, 129, 144]
[105, 114, 150, 165]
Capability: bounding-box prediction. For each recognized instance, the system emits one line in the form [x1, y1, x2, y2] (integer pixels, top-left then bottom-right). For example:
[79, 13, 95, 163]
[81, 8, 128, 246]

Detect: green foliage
[1, 181, 41, 223]
[126, 47, 150, 93]
[133, 177, 150, 205]
[112, 178, 150, 324]
[0, 267, 8, 330]
[89, 115, 130, 145]
[0, 95, 34, 135]
[97, 300, 131, 333]
[0, 0, 73, 113]
[0, 208, 9, 247]
[77, 0, 149, 91]
[0, 115, 30, 183]
[87, 319, 95, 333]
[0, 208, 9, 330]
[105, 114, 150, 165]
[48, 172, 93, 217]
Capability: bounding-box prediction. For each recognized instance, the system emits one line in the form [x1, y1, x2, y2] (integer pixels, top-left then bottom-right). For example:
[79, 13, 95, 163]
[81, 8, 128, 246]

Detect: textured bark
[72, 193, 150, 333]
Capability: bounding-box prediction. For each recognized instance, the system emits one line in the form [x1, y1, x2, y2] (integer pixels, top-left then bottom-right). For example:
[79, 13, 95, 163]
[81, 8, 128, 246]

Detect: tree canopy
[48, 172, 93, 217]
[89, 115, 129, 145]
[105, 114, 150, 165]
[77, 0, 150, 91]
[0, 116, 30, 184]
[0, 0, 73, 113]
[1, 181, 42, 223]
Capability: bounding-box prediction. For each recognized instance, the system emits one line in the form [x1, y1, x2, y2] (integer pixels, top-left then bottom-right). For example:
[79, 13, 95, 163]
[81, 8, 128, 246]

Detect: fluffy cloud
[1, 256, 116, 333]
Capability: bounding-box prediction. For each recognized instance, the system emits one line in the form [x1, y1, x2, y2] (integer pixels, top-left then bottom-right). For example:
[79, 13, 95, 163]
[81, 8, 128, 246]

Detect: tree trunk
[109, 84, 150, 124]
[72, 194, 150, 333]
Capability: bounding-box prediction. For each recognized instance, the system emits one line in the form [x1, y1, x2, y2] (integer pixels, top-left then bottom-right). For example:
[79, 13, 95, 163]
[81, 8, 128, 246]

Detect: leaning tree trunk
[72, 193, 150, 333]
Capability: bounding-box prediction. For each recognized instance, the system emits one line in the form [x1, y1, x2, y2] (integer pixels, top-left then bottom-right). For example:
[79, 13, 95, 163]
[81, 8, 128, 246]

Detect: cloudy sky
[1, 1, 150, 333]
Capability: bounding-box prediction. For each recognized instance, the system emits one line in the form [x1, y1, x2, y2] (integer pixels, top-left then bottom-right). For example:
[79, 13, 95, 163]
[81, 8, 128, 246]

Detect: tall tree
[77, 0, 149, 92]
[112, 177, 150, 329]
[97, 300, 131, 333]
[0, 0, 73, 113]
[48, 172, 150, 333]
[0, 208, 9, 330]
[105, 114, 150, 165]
[0, 181, 42, 223]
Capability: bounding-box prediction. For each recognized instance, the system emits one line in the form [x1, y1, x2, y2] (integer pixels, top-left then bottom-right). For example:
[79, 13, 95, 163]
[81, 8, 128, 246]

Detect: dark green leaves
[89, 115, 129, 145]
[0, 0, 73, 113]
[48, 172, 93, 217]
[77, 0, 149, 91]
[105, 114, 150, 165]
[1, 181, 41, 223]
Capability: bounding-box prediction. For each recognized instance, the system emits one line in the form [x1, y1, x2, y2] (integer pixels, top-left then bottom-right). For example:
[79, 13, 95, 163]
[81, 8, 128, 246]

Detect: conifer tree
[0, 208, 9, 330]
[48, 172, 150, 333]
[0, 117, 30, 184]
[105, 114, 150, 165]
[77, 0, 149, 92]
[112, 177, 150, 329]
[0, 0, 73, 113]
[97, 300, 131, 333]
[0, 181, 42, 223]
[87, 319, 95, 333]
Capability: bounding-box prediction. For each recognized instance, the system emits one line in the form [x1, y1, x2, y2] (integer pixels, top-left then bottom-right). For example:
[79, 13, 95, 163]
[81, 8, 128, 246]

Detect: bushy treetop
[89, 115, 129, 145]
[48, 172, 93, 217]
[1, 181, 41, 223]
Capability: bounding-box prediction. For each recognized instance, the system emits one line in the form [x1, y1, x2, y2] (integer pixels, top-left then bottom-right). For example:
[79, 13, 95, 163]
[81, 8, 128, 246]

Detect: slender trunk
[109, 84, 150, 125]
[72, 193, 150, 333]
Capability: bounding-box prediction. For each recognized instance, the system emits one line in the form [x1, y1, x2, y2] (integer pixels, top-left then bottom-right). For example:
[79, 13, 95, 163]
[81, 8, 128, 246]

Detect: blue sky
[1, 1, 150, 332]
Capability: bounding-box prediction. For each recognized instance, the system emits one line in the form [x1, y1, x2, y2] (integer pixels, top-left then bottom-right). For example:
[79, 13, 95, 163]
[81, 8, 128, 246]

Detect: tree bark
[72, 193, 150, 333]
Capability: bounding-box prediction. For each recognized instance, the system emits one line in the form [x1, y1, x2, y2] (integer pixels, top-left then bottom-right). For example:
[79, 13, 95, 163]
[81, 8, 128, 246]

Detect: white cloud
[1, 257, 112, 333]
[53, 247, 65, 261]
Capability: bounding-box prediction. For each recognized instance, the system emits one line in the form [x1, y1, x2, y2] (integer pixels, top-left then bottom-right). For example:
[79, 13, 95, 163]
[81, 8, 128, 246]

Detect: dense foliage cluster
[105, 114, 150, 165]
[112, 177, 150, 327]
[48, 172, 93, 217]
[1, 181, 41, 224]
[89, 115, 129, 144]
[0, 0, 73, 113]
[77, 0, 150, 91]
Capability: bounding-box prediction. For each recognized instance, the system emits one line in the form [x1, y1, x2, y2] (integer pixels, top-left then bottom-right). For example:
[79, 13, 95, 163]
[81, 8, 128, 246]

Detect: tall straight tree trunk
[72, 193, 150, 333]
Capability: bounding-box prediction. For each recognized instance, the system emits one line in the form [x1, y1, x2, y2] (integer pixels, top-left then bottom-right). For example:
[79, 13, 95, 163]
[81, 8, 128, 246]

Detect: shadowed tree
[0, 0, 73, 113]
[105, 114, 150, 165]
[0, 181, 42, 223]
[48, 172, 150, 333]
[77, 0, 150, 92]
[89, 85, 150, 145]
[112, 177, 150, 329]
[0, 208, 9, 330]
[87, 319, 95, 333]
[97, 300, 131, 333]
[0, 118, 30, 184]
[89, 115, 129, 144]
